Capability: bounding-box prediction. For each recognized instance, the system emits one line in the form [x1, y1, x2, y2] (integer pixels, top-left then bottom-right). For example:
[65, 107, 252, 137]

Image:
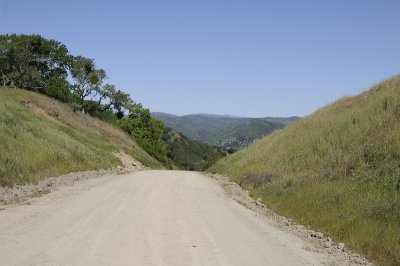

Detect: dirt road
[0, 171, 345, 265]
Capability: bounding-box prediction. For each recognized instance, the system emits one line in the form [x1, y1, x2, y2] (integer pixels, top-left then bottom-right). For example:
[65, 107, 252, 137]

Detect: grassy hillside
[209, 76, 400, 265]
[153, 112, 297, 150]
[0, 88, 162, 186]
[162, 128, 226, 171]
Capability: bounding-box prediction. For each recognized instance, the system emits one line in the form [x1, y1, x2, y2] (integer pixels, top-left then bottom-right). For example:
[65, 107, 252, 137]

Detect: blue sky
[1, 0, 400, 117]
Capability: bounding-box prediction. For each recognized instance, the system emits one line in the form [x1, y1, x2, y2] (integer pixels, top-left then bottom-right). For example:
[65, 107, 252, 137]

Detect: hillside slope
[209, 76, 400, 265]
[152, 112, 298, 150]
[162, 128, 226, 171]
[0, 88, 162, 186]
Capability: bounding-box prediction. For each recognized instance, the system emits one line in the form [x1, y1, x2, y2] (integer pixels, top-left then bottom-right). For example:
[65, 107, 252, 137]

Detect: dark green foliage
[116, 111, 124, 119]
[0, 34, 131, 121]
[70, 56, 107, 112]
[116, 119, 134, 135]
[163, 128, 226, 171]
[117, 103, 172, 168]
[117, 105, 226, 170]
[102, 85, 131, 114]
[0, 34, 72, 99]
[42, 76, 72, 102]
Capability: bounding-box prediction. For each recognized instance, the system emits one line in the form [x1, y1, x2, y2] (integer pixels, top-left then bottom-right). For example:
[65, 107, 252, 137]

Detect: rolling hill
[162, 128, 226, 171]
[0, 88, 162, 187]
[209, 76, 400, 265]
[153, 112, 299, 150]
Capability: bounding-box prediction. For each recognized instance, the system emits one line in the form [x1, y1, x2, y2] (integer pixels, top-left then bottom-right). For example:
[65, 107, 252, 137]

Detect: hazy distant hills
[152, 112, 300, 150]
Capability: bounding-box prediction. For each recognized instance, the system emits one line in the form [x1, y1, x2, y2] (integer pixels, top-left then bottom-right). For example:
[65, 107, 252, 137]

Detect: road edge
[205, 173, 374, 266]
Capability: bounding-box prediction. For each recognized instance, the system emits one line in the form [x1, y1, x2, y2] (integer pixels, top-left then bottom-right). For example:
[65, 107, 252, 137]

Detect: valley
[153, 112, 299, 150]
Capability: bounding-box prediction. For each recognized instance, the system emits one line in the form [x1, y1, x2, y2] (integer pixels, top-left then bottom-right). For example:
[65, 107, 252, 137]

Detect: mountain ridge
[152, 111, 300, 121]
[152, 112, 299, 150]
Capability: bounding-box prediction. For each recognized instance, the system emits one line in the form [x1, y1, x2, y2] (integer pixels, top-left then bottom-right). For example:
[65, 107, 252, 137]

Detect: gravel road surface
[0, 170, 351, 265]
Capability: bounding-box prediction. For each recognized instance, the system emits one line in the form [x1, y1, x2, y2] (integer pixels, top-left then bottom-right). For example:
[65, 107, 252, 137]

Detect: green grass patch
[0, 88, 162, 186]
[209, 76, 400, 265]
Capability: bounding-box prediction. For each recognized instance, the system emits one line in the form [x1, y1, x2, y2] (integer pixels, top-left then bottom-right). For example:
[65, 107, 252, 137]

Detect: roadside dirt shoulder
[207, 173, 374, 266]
[0, 150, 145, 205]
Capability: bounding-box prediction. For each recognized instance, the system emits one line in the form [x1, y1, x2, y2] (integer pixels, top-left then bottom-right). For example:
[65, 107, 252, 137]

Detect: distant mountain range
[152, 112, 300, 150]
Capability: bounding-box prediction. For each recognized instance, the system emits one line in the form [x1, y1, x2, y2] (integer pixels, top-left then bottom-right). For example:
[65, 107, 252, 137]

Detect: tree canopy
[0, 34, 72, 101]
[0, 33, 202, 169]
[0, 34, 131, 115]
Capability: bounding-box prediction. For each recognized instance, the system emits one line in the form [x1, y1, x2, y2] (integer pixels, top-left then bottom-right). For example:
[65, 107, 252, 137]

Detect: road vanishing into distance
[0, 170, 340, 265]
